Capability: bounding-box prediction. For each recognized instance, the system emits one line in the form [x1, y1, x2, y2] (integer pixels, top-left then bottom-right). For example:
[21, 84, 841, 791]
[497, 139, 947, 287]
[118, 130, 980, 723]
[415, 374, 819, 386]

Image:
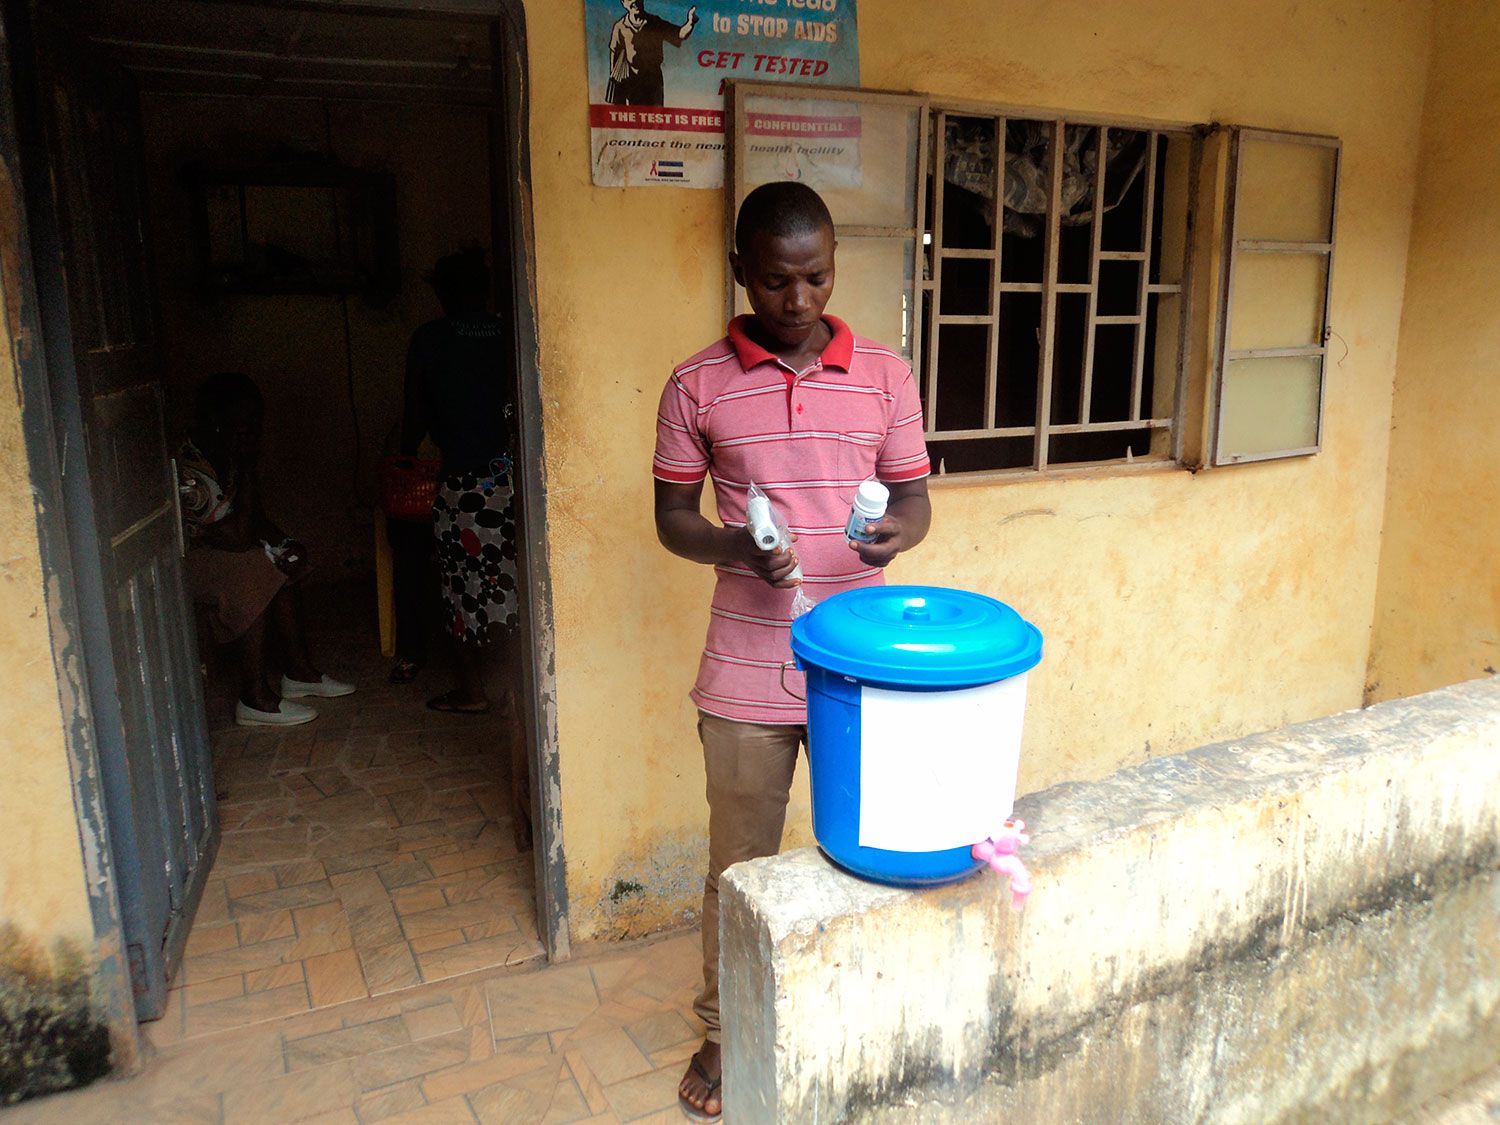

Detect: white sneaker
[280, 674, 356, 699]
[235, 699, 318, 727]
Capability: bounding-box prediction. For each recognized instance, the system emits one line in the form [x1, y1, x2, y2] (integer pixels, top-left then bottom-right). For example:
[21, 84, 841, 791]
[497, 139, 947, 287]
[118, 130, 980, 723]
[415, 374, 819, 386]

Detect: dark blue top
[406, 314, 512, 475]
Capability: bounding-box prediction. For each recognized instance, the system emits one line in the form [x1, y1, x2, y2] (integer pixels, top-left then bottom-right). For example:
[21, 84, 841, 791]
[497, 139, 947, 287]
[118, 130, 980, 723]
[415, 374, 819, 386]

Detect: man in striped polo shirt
[654, 181, 931, 1120]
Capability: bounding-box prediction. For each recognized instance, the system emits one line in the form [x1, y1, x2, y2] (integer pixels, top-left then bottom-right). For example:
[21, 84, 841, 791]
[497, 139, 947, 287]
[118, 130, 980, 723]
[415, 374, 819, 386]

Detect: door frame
[4, 0, 566, 1050]
[140, 0, 574, 959]
[0, 0, 141, 1065]
[205, 0, 574, 959]
[482, 3, 572, 961]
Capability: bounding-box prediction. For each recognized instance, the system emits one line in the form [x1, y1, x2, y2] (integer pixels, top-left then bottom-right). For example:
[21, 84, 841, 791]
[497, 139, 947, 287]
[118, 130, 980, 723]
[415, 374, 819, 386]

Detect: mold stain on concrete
[832, 843, 1500, 1122]
[593, 832, 708, 940]
[0, 926, 111, 1106]
[609, 879, 644, 902]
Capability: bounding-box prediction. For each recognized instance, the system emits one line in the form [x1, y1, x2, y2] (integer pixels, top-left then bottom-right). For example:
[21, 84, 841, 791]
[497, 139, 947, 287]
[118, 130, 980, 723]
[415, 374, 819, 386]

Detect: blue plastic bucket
[790, 585, 1043, 886]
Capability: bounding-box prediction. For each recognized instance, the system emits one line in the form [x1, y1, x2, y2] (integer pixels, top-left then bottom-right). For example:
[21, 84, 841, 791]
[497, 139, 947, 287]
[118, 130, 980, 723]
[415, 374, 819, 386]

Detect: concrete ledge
[721, 678, 1500, 1123]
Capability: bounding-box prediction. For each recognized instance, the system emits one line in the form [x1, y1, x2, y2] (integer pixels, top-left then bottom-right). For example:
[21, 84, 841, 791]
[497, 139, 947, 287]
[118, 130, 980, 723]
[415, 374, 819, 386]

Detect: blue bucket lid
[791, 585, 1043, 687]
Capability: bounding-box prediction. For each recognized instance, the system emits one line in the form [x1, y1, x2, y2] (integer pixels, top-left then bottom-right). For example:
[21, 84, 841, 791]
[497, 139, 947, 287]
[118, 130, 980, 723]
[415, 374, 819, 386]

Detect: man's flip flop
[678, 1051, 723, 1122]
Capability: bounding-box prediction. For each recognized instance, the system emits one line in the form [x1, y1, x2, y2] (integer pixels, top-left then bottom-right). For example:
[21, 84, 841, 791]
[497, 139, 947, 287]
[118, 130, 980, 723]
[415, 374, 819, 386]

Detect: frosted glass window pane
[742, 95, 918, 229]
[1235, 138, 1336, 243]
[733, 235, 914, 360]
[1219, 356, 1322, 459]
[1149, 293, 1181, 419]
[1227, 252, 1329, 351]
[826, 237, 915, 359]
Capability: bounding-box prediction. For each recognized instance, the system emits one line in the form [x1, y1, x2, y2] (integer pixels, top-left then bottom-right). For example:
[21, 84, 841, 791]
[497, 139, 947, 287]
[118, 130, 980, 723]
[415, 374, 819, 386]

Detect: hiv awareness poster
[585, 0, 860, 188]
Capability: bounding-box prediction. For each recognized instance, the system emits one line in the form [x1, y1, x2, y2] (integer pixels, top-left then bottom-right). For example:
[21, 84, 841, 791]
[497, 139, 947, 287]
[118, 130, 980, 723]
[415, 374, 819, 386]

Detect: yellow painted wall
[139, 96, 493, 579]
[522, 0, 1435, 941]
[0, 180, 95, 954]
[1368, 0, 1500, 702]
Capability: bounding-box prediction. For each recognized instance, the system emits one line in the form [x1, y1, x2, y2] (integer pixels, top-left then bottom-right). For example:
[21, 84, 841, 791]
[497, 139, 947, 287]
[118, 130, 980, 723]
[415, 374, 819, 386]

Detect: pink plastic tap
[972, 819, 1031, 910]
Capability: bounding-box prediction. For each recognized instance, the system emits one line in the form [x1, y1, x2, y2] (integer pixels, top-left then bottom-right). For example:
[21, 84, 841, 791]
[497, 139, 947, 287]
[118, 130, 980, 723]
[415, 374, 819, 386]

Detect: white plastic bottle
[746, 490, 804, 582]
[845, 479, 890, 544]
[745, 495, 781, 551]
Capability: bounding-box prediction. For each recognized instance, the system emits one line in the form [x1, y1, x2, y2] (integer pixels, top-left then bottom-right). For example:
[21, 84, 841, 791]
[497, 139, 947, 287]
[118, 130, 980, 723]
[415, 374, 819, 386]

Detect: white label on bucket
[857, 675, 1027, 852]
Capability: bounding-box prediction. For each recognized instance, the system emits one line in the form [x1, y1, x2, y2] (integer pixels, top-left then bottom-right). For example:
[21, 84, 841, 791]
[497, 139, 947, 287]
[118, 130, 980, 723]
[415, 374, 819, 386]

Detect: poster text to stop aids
[586, 0, 860, 188]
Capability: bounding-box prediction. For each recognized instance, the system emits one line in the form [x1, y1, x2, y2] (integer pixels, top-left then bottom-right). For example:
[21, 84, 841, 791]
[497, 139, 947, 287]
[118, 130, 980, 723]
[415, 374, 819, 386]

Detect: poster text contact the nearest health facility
[585, 0, 860, 188]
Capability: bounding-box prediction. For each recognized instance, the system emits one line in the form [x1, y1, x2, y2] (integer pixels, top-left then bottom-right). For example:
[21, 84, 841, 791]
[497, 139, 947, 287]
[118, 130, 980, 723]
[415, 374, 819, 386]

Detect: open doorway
[6, 0, 565, 1040]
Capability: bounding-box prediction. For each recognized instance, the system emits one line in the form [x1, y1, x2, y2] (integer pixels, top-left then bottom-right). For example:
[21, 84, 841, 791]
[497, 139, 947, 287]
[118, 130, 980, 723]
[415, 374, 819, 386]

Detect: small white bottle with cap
[844, 479, 890, 544]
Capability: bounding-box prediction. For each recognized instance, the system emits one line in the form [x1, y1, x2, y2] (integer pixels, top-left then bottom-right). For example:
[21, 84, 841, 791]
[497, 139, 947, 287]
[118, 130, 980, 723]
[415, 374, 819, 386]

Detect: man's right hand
[741, 527, 802, 588]
[655, 479, 802, 587]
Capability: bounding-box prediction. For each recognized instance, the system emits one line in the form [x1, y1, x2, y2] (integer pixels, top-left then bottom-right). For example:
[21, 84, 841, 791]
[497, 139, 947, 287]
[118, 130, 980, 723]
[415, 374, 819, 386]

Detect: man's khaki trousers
[693, 712, 805, 1044]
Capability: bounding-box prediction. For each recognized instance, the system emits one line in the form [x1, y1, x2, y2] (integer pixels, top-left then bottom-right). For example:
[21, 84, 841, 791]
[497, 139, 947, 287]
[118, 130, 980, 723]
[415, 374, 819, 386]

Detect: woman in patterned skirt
[401, 249, 518, 714]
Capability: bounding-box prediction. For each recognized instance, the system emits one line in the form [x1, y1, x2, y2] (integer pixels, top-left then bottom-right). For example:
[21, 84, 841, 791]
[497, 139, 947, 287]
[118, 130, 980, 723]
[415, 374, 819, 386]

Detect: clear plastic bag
[745, 482, 816, 618]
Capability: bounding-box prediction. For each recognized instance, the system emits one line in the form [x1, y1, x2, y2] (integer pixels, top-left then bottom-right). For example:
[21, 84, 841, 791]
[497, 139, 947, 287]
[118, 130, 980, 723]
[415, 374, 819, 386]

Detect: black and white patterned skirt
[433, 464, 519, 645]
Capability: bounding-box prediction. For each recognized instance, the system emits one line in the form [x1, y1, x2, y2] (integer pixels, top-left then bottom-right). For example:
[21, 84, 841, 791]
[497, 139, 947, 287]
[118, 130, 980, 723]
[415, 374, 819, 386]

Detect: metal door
[5, 3, 217, 1019]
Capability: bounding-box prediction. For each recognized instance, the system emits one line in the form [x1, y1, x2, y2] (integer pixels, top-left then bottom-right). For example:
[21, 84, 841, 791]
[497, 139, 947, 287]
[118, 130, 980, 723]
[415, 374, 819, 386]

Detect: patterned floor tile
[623, 1010, 695, 1056]
[403, 1000, 465, 1041]
[17, 921, 709, 1125]
[361, 941, 423, 996]
[484, 967, 600, 1039]
[184, 980, 310, 1038]
[416, 933, 541, 983]
[355, 1080, 428, 1122]
[411, 928, 468, 955]
[163, 591, 540, 1039]
[305, 948, 368, 1008]
[566, 1027, 654, 1086]
[285, 1014, 410, 1070]
[601, 1064, 686, 1122]
[221, 1059, 360, 1124]
[236, 907, 296, 946]
[351, 1029, 473, 1092]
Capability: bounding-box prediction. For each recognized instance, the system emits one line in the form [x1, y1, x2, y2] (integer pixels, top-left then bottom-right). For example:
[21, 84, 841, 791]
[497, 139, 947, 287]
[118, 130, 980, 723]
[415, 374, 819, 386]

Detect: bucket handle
[778, 661, 805, 702]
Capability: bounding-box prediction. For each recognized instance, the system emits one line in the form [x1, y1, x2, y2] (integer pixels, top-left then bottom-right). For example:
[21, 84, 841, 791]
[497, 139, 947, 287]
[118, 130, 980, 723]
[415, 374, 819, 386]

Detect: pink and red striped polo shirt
[653, 315, 931, 724]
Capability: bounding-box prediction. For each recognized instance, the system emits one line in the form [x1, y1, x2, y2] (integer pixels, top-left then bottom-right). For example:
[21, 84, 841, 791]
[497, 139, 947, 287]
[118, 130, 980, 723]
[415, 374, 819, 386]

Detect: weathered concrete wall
[521, 0, 1438, 942]
[1368, 0, 1500, 703]
[720, 678, 1500, 1123]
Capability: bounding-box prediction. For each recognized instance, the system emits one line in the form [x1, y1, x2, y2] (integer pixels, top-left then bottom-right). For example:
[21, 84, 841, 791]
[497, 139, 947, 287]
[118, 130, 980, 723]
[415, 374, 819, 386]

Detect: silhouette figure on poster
[606, 0, 699, 106]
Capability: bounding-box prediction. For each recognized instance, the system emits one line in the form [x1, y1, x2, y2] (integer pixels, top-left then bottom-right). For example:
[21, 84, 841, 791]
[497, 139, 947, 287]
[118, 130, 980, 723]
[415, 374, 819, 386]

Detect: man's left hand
[850, 517, 910, 568]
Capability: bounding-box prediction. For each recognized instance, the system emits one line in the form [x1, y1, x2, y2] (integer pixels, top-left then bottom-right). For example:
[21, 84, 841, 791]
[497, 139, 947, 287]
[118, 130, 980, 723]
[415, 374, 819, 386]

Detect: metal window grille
[918, 112, 1201, 476]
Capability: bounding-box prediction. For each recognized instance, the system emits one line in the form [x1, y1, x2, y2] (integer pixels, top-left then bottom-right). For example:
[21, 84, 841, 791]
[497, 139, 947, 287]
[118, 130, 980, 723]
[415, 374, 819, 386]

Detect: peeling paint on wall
[594, 832, 709, 940]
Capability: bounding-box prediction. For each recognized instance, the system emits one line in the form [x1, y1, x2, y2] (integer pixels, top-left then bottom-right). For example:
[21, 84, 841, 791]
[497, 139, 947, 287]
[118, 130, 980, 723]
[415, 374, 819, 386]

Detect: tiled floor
[6, 933, 704, 1123]
[5, 583, 703, 1122]
[157, 582, 542, 1045]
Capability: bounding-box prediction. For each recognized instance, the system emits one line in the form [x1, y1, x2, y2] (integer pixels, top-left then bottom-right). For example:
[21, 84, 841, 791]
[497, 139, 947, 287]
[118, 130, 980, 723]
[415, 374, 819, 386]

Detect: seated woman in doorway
[401, 248, 520, 715]
[179, 372, 354, 726]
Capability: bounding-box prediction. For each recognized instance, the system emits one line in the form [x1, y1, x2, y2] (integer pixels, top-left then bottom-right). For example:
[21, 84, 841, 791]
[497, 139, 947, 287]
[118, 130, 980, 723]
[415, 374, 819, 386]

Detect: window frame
[724, 81, 931, 362]
[1210, 127, 1342, 466]
[725, 80, 1205, 479]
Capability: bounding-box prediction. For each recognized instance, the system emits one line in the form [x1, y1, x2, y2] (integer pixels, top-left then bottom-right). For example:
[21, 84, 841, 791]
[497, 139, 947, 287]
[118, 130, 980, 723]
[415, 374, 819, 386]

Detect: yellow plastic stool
[375, 509, 396, 658]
